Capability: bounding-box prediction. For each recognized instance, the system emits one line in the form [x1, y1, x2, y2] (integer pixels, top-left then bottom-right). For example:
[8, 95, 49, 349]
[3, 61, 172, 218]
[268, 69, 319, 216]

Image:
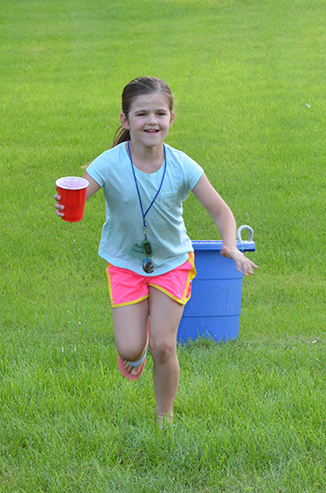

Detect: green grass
[1, 0, 326, 491]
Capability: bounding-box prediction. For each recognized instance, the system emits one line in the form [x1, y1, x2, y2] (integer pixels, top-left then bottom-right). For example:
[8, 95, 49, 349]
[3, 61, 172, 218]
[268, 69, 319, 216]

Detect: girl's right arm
[54, 171, 101, 218]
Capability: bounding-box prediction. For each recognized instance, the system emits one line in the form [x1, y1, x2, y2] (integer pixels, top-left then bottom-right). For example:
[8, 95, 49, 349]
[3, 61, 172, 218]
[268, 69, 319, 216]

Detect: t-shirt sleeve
[182, 152, 204, 190]
[86, 151, 110, 188]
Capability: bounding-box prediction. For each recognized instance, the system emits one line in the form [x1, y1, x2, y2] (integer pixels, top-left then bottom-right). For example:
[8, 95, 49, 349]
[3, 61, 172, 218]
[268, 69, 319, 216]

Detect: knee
[149, 338, 176, 364]
[117, 344, 145, 363]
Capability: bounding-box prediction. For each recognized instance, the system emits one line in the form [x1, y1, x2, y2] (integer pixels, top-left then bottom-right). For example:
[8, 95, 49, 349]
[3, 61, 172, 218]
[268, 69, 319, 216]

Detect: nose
[147, 113, 157, 125]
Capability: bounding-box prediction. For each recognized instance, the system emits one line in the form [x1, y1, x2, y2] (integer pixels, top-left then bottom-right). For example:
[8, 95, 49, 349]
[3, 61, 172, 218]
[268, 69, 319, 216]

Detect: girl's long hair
[112, 77, 174, 147]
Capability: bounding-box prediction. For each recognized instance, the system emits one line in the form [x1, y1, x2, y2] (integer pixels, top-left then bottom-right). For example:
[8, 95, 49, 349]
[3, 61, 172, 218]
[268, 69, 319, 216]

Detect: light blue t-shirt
[86, 142, 204, 276]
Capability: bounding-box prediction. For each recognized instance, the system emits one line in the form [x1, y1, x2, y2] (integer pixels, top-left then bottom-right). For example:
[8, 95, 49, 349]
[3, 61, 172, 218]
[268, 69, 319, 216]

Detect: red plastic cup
[56, 177, 89, 222]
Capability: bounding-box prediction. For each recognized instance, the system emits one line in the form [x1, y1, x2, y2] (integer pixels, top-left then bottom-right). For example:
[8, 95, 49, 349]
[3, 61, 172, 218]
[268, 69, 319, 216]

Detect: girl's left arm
[192, 173, 258, 276]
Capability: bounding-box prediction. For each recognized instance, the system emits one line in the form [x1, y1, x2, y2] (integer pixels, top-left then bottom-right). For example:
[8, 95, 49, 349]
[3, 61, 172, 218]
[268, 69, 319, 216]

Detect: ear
[120, 113, 130, 130]
[169, 111, 175, 128]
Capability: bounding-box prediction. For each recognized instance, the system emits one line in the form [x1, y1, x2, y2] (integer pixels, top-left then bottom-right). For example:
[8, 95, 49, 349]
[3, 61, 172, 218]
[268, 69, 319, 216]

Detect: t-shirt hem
[98, 251, 191, 277]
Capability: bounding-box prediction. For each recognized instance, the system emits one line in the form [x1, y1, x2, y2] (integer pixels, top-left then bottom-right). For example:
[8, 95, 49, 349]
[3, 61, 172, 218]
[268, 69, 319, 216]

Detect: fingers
[221, 245, 258, 276]
[236, 257, 259, 276]
[53, 194, 65, 217]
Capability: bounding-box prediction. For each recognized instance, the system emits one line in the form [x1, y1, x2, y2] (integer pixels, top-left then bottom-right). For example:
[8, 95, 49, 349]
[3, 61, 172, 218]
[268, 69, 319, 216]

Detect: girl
[54, 77, 258, 424]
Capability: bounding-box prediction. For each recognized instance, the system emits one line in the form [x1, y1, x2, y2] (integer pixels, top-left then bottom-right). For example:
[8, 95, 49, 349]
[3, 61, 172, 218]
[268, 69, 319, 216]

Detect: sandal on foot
[118, 350, 147, 381]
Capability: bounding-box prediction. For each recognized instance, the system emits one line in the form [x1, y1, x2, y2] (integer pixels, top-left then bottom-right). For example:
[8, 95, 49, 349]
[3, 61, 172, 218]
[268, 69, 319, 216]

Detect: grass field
[1, 0, 326, 491]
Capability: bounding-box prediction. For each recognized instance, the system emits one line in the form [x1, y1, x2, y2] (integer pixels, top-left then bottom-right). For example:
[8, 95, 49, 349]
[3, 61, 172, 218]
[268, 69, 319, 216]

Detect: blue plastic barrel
[178, 226, 256, 343]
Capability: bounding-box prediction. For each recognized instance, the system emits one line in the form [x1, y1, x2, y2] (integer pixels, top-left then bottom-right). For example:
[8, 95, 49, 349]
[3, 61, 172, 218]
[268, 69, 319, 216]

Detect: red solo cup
[56, 177, 89, 222]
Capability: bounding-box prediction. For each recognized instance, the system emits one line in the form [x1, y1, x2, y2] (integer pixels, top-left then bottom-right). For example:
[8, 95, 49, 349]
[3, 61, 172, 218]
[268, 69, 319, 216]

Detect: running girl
[54, 77, 258, 424]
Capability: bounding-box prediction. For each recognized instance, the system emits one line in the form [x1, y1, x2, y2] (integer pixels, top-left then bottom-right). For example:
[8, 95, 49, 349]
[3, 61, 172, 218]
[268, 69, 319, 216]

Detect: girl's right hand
[53, 193, 65, 218]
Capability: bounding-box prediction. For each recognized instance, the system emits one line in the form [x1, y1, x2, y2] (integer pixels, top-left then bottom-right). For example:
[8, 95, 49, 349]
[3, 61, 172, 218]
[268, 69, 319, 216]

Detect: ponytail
[112, 126, 130, 147]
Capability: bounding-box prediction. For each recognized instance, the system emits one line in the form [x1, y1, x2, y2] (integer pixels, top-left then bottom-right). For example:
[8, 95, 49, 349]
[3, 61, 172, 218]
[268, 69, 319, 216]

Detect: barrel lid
[191, 240, 256, 252]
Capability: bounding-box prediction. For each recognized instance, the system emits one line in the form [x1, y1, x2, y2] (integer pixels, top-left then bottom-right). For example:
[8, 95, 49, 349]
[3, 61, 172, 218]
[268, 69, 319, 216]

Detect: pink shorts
[106, 253, 196, 308]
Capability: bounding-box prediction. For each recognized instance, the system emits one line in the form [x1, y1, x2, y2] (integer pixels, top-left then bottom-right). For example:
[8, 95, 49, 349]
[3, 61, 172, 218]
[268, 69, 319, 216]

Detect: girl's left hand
[221, 245, 259, 277]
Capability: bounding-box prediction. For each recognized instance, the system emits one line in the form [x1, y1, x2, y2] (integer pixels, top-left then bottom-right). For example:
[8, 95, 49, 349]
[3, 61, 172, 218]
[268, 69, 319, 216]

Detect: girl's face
[120, 92, 174, 150]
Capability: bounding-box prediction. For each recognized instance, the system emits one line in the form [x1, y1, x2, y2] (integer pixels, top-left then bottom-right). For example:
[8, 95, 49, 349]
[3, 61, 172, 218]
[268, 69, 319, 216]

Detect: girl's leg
[113, 299, 149, 377]
[148, 286, 184, 420]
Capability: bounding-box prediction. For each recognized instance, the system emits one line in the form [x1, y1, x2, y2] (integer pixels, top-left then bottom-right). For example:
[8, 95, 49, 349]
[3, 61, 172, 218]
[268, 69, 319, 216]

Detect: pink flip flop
[117, 351, 147, 381]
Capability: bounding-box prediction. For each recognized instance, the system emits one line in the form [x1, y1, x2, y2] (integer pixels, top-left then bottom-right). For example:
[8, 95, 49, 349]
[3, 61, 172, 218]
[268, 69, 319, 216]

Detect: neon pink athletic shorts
[106, 253, 196, 308]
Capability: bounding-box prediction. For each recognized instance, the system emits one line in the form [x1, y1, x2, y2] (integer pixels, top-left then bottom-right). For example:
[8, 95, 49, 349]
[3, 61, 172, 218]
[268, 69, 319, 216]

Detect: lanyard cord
[128, 142, 167, 229]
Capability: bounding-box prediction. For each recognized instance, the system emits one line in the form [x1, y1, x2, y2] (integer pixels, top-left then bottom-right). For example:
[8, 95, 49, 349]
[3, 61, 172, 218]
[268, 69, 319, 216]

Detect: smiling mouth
[144, 129, 159, 133]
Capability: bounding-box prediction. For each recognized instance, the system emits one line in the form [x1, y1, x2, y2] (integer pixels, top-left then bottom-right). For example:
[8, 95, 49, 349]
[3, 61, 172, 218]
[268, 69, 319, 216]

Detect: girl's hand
[53, 193, 65, 218]
[221, 245, 258, 277]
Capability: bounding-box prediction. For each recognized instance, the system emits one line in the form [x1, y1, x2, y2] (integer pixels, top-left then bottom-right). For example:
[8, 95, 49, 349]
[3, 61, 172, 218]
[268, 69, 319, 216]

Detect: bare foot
[156, 413, 174, 427]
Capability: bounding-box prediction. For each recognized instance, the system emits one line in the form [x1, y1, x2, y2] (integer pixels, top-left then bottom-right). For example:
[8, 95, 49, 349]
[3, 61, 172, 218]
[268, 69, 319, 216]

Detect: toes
[131, 365, 142, 376]
[122, 360, 142, 375]
[122, 360, 132, 372]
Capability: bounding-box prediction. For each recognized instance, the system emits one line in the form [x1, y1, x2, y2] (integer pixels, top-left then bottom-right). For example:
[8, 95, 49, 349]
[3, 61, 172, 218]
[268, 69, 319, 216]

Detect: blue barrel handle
[237, 225, 254, 242]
